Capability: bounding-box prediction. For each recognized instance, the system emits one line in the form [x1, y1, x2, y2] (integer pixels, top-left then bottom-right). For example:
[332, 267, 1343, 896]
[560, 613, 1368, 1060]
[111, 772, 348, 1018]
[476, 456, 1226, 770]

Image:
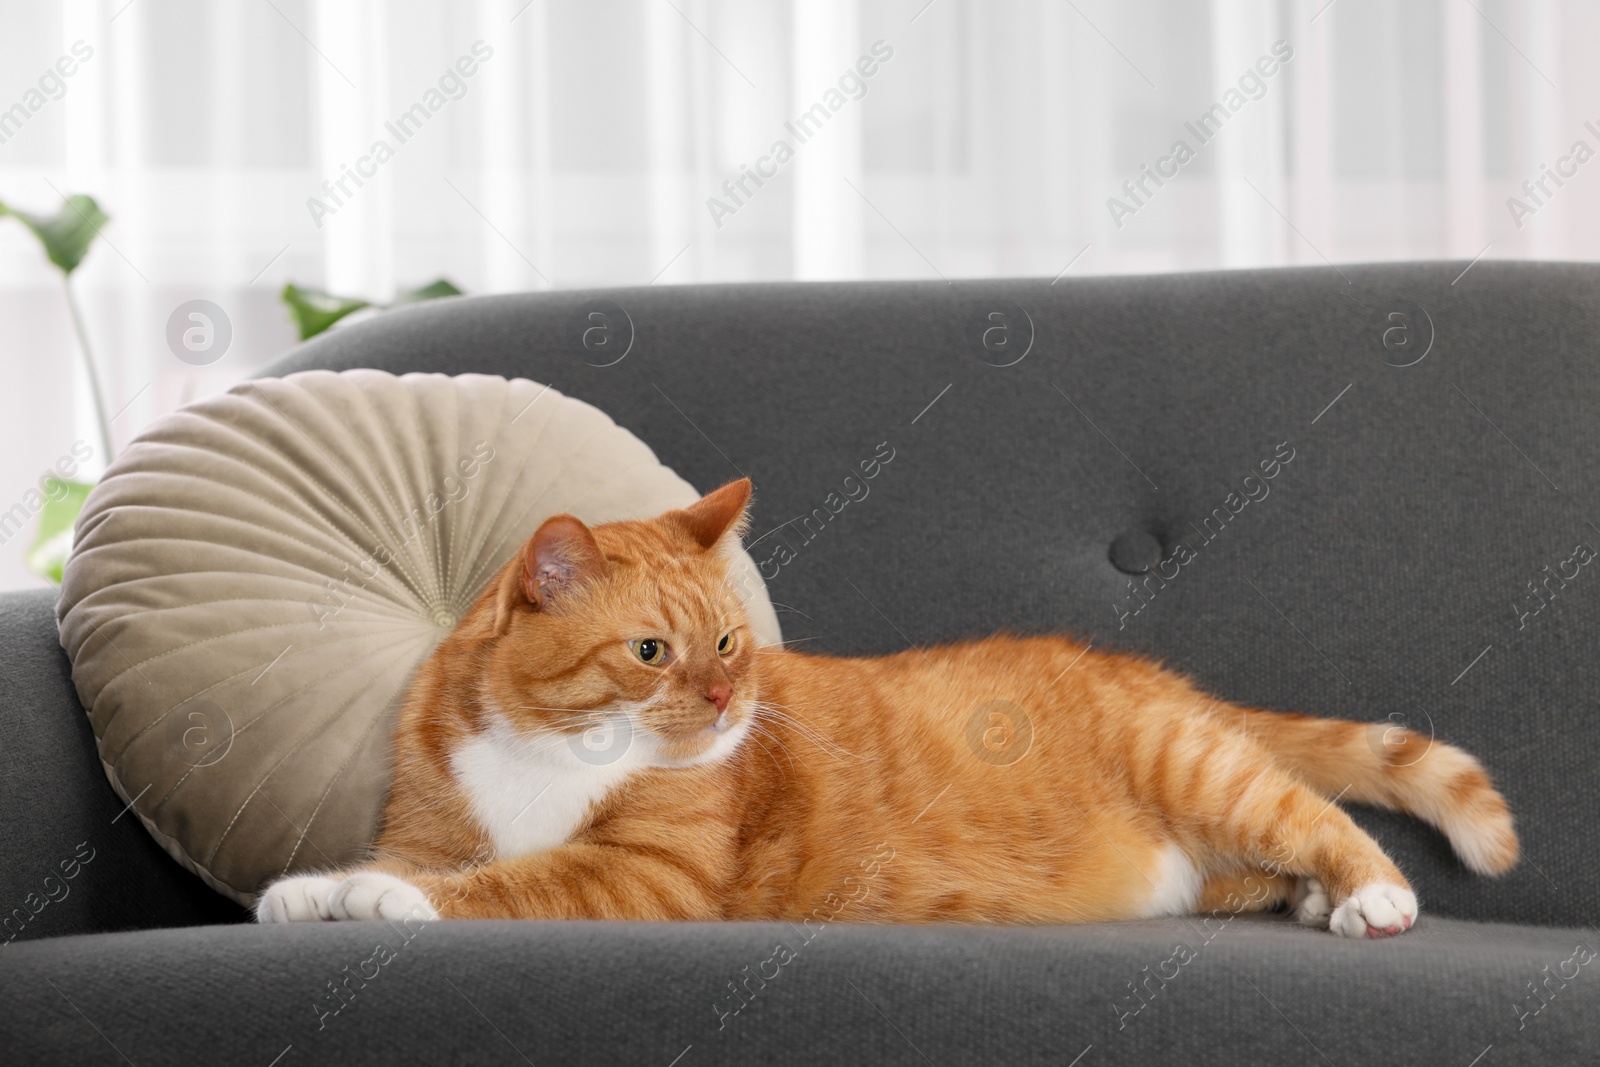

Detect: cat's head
[479, 478, 759, 769]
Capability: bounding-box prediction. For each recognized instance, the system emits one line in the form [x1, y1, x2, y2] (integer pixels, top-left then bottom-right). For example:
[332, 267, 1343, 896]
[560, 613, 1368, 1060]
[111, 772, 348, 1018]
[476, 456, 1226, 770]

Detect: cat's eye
[632, 638, 667, 665]
[717, 632, 735, 656]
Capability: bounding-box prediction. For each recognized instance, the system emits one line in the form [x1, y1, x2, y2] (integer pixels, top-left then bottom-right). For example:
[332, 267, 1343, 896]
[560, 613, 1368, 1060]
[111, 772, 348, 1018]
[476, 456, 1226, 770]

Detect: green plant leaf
[279, 283, 371, 340]
[25, 479, 93, 585]
[279, 278, 463, 340]
[392, 278, 462, 305]
[0, 195, 109, 275]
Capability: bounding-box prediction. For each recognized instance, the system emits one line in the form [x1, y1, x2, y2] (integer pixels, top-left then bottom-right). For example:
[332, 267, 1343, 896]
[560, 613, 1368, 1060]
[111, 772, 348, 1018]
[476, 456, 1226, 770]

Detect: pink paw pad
[1364, 915, 1414, 938]
[1330, 883, 1418, 939]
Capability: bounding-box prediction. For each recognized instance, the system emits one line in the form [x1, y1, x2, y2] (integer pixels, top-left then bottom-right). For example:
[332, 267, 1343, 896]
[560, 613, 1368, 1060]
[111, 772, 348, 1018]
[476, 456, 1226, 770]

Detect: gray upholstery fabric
[6, 262, 1599, 1062]
[0, 590, 245, 944]
[2, 916, 1594, 1065]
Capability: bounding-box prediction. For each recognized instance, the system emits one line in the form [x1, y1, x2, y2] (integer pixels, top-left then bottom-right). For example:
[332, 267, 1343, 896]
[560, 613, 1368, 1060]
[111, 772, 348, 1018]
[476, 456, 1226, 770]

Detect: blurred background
[0, 0, 1592, 590]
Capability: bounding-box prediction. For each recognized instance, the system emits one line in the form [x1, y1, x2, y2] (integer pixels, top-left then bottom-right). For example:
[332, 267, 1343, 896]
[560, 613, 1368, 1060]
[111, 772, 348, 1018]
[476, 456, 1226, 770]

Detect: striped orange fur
[257, 479, 1517, 939]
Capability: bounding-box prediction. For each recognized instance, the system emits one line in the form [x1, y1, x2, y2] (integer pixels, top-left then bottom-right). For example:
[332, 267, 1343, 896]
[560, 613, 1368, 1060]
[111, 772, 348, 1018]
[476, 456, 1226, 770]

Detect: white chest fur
[449, 715, 643, 860]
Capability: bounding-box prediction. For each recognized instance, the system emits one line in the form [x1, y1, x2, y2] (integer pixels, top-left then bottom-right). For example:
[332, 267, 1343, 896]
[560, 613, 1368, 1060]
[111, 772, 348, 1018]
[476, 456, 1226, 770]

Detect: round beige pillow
[56, 369, 781, 905]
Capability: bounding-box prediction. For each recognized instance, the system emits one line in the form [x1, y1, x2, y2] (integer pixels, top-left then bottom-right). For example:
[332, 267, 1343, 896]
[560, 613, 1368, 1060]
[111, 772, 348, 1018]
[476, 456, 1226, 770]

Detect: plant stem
[63, 275, 113, 465]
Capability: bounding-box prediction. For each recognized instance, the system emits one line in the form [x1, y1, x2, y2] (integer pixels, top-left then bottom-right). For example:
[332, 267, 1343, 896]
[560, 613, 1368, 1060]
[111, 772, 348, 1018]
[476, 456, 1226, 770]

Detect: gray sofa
[4, 263, 1597, 1064]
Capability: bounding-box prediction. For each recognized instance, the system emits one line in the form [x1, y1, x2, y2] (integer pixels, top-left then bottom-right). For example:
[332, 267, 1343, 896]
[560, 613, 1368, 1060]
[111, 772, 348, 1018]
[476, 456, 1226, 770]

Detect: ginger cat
[258, 479, 1518, 938]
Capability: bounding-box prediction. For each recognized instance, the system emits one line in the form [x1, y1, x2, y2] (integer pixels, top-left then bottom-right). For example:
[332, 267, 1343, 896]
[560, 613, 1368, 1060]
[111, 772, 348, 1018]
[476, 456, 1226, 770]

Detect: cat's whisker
[515, 704, 612, 718]
[749, 700, 834, 741]
[745, 725, 793, 777]
[756, 635, 824, 651]
[749, 700, 871, 762]
[750, 723, 804, 777]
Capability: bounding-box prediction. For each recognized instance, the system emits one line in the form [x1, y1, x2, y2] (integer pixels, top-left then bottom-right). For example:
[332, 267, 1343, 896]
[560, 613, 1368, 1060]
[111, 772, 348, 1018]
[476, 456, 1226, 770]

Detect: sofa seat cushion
[5, 915, 1593, 1065]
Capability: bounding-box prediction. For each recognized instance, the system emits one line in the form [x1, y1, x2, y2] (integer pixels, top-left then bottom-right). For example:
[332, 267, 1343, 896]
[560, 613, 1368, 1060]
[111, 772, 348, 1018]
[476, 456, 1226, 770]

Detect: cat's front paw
[256, 874, 341, 923]
[1329, 882, 1417, 939]
[1291, 876, 1332, 927]
[327, 871, 439, 922]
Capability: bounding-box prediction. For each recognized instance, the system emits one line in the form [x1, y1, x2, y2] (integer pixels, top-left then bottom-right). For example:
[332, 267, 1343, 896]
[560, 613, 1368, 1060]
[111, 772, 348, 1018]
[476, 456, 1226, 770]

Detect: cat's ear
[525, 515, 607, 608]
[493, 514, 606, 631]
[670, 477, 751, 552]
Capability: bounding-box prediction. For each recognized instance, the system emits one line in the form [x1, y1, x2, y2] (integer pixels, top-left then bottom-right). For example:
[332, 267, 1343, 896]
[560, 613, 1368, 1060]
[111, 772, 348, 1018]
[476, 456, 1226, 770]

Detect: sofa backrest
[18, 262, 1593, 937]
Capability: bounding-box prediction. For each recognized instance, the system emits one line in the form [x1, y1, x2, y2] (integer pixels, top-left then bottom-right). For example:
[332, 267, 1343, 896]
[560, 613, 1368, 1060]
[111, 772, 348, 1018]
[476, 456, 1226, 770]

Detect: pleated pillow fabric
[56, 370, 781, 904]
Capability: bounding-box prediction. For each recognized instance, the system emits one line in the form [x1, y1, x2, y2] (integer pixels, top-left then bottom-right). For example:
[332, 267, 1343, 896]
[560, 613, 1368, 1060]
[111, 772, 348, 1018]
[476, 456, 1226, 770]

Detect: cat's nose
[704, 682, 731, 714]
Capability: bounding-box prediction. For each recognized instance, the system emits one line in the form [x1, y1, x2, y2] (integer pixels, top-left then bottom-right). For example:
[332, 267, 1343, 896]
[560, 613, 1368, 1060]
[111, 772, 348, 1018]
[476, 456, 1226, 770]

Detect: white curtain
[0, 0, 1588, 590]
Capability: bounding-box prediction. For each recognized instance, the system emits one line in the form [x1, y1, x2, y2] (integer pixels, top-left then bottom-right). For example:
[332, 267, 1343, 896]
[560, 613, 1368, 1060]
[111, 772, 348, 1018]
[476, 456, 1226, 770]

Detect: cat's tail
[1231, 706, 1519, 876]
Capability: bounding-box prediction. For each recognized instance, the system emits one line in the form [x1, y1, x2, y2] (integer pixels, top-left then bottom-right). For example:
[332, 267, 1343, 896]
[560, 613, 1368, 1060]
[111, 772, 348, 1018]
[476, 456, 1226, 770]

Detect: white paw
[1291, 876, 1332, 927]
[1329, 882, 1417, 939]
[256, 874, 341, 923]
[327, 871, 439, 923]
